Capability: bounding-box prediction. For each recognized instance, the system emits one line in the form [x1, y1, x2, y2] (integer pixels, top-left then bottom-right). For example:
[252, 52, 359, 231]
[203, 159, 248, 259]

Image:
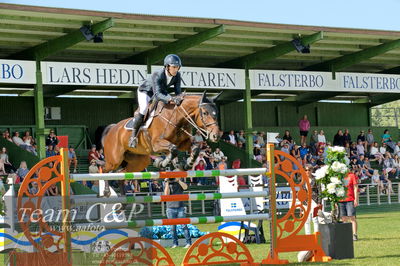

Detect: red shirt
[195, 164, 205, 171]
[340, 173, 358, 202]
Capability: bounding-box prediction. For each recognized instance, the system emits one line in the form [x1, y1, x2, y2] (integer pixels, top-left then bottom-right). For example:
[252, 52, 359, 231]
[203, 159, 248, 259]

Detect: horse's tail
[100, 124, 116, 148]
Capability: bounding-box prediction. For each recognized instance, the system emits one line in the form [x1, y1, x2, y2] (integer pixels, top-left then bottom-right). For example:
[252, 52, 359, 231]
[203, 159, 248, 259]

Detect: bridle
[157, 95, 218, 139]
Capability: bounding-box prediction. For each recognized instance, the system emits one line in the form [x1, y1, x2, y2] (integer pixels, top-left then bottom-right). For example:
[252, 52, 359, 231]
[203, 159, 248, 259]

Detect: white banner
[41, 61, 149, 87]
[0, 59, 36, 84]
[250, 69, 400, 93]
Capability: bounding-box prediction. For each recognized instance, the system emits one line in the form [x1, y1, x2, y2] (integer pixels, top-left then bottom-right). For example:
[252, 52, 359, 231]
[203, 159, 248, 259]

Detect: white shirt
[228, 134, 236, 145]
[371, 175, 380, 185]
[379, 147, 386, 154]
[317, 134, 326, 143]
[12, 136, 24, 146]
[165, 70, 173, 85]
[370, 146, 379, 155]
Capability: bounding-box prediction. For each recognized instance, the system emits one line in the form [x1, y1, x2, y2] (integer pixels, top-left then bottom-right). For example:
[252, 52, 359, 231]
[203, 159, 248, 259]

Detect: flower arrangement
[313, 146, 348, 221]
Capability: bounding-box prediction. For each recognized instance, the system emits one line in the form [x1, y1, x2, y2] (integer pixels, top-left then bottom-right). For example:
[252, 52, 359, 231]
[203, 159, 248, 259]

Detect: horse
[101, 92, 221, 184]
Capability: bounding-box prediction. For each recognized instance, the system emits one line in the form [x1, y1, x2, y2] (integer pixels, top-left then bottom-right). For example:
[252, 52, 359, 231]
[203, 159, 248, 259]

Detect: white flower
[313, 165, 329, 180]
[330, 146, 346, 153]
[330, 177, 342, 185]
[321, 184, 326, 191]
[336, 187, 345, 197]
[327, 183, 336, 194]
[331, 161, 348, 174]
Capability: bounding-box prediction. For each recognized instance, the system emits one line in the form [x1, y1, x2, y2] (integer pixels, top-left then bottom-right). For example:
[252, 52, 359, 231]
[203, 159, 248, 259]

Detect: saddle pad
[124, 109, 155, 131]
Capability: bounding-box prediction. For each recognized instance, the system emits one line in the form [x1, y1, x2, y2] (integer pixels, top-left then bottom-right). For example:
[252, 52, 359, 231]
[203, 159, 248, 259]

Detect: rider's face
[167, 65, 179, 76]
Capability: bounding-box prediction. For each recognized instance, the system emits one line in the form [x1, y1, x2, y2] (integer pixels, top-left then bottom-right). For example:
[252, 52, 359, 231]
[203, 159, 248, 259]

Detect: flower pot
[319, 223, 354, 259]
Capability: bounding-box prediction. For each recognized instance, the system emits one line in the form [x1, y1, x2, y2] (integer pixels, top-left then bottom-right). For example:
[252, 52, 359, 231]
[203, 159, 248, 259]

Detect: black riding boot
[128, 113, 144, 148]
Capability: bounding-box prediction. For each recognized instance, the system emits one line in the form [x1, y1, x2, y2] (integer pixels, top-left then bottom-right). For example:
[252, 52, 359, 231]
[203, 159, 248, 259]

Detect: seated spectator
[357, 130, 367, 151]
[217, 156, 228, 170]
[16, 161, 29, 183]
[22, 131, 35, 148]
[291, 144, 301, 162]
[381, 129, 396, 152]
[0, 158, 5, 175]
[256, 132, 265, 147]
[252, 131, 258, 143]
[212, 148, 224, 166]
[202, 146, 214, 170]
[371, 170, 384, 193]
[150, 180, 163, 192]
[91, 180, 100, 194]
[358, 155, 373, 180]
[68, 146, 78, 173]
[193, 160, 206, 185]
[46, 145, 56, 158]
[281, 130, 294, 149]
[46, 129, 59, 149]
[394, 141, 400, 157]
[12, 132, 37, 155]
[227, 130, 237, 146]
[89, 159, 99, 173]
[123, 180, 135, 194]
[236, 130, 246, 144]
[366, 129, 375, 152]
[344, 142, 351, 158]
[3, 130, 12, 142]
[392, 154, 400, 179]
[343, 129, 352, 146]
[1, 147, 16, 173]
[237, 141, 245, 150]
[237, 175, 247, 186]
[317, 130, 326, 146]
[299, 144, 309, 165]
[46, 183, 59, 196]
[349, 157, 359, 170]
[349, 142, 358, 159]
[380, 172, 394, 195]
[382, 153, 397, 179]
[29, 181, 39, 195]
[333, 129, 345, 147]
[370, 142, 384, 164]
[88, 145, 105, 167]
[280, 143, 291, 160]
[309, 130, 318, 155]
[356, 140, 365, 157]
[192, 130, 204, 145]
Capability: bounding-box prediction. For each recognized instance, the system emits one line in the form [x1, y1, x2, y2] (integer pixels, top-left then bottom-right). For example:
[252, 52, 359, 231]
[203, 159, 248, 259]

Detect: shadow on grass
[360, 237, 399, 241]
[356, 254, 400, 260]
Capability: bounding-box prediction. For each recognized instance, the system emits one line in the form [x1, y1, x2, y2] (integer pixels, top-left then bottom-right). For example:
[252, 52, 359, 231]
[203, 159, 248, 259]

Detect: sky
[2, 0, 400, 31]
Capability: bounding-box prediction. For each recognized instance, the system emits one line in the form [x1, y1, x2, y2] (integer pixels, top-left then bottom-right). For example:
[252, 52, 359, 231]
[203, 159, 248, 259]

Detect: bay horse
[101, 92, 220, 178]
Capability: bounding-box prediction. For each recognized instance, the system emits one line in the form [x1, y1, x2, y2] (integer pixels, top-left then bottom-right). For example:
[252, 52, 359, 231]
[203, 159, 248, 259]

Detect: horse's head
[194, 91, 221, 142]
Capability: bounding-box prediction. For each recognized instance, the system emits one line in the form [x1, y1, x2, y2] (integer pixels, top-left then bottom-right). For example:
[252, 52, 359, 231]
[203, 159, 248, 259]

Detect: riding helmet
[164, 54, 182, 68]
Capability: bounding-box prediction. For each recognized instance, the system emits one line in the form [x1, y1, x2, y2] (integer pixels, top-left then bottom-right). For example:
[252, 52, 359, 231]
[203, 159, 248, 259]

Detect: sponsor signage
[250, 69, 400, 93]
[0, 59, 36, 84]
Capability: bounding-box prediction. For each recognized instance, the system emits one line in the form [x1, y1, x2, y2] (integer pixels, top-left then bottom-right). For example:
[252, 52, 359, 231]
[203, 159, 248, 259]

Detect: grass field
[165, 204, 400, 265]
[1, 204, 399, 265]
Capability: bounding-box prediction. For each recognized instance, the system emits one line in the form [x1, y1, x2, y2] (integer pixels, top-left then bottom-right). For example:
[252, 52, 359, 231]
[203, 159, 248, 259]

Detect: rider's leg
[129, 90, 150, 147]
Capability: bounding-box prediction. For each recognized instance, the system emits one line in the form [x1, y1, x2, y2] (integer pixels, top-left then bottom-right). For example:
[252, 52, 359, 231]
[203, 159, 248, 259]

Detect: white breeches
[137, 89, 151, 115]
[304, 200, 319, 235]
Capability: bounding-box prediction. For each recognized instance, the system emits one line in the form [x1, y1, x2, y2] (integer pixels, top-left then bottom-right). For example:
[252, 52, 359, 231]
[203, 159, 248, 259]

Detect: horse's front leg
[153, 139, 179, 168]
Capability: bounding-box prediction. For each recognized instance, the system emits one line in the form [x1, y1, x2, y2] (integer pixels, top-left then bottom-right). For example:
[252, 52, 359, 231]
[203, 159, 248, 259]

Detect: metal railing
[371, 107, 400, 128]
[358, 182, 400, 205]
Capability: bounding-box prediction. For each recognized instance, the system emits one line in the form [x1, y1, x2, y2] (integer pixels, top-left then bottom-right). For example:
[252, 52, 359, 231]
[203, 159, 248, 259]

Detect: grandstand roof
[1, 3, 400, 104]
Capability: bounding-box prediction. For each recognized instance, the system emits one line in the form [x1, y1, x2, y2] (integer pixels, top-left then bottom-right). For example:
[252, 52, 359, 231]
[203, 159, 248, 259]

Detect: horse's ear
[201, 90, 207, 103]
[211, 91, 223, 103]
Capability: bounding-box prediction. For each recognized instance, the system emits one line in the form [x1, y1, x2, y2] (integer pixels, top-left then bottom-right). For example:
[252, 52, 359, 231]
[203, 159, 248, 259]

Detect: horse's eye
[203, 111, 208, 116]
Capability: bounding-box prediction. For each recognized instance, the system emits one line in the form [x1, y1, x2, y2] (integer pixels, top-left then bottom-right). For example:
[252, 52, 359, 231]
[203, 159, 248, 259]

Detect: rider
[128, 54, 184, 148]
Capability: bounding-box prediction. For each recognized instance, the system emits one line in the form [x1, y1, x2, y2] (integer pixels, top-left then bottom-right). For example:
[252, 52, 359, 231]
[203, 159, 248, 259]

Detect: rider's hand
[172, 96, 183, 106]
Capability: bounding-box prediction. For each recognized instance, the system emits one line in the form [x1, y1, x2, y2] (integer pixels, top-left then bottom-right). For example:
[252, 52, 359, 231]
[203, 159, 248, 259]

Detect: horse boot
[128, 113, 144, 148]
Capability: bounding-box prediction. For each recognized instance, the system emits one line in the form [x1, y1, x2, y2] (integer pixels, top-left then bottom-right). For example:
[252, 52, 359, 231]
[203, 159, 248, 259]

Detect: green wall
[0, 96, 135, 142]
[221, 101, 369, 130]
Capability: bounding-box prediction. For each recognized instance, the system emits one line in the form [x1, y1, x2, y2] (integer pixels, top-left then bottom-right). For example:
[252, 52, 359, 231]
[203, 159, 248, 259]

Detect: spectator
[68, 146, 78, 173]
[382, 153, 397, 180]
[88, 145, 105, 167]
[371, 170, 384, 194]
[252, 131, 258, 142]
[164, 177, 192, 248]
[237, 141, 245, 150]
[29, 182, 39, 195]
[3, 130, 12, 142]
[150, 180, 163, 192]
[381, 129, 396, 152]
[46, 145, 56, 158]
[46, 129, 59, 149]
[123, 180, 135, 194]
[89, 159, 99, 173]
[366, 129, 375, 152]
[281, 130, 294, 149]
[256, 132, 265, 147]
[379, 143, 387, 156]
[356, 140, 365, 157]
[317, 130, 326, 145]
[343, 129, 352, 146]
[309, 130, 318, 155]
[380, 172, 394, 195]
[333, 130, 345, 147]
[357, 130, 367, 151]
[227, 130, 237, 146]
[193, 160, 206, 185]
[299, 144, 309, 165]
[12, 132, 37, 155]
[369, 142, 383, 164]
[212, 148, 224, 166]
[298, 115, 311, 146]
[339, 169, 359, 241]
[236, 130, 246, 144]
[237, 175, 247, 186]
[1, 147, 16, 173]
[393, 142, 400, 157]
[46, 183, 59, 196]
[22, 131, 35, 147]
[349, 142, 358, 159]
[192, 130, 204, 145]
[91, 180, 100, 194]
[344, 142, 351, 158]
[16, 161, 29, 183]
[281, 143, 290, 155]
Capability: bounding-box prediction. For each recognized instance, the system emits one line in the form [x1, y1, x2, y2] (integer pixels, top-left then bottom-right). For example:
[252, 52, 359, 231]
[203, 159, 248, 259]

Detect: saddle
[124, 101, 165, 130]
